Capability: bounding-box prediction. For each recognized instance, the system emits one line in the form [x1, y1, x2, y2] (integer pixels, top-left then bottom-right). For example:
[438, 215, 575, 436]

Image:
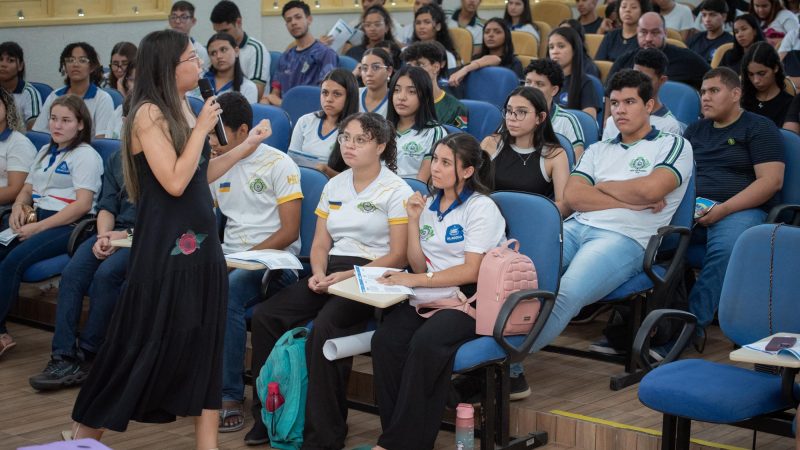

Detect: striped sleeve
[654, 134, 688, 186]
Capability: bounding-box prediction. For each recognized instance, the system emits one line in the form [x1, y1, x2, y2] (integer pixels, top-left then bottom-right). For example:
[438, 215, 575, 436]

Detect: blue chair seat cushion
[600, 266, 666, 301]
[453, 335, 525, 372]
[22, 254, 70, 282]
[639, 359, 798, 423]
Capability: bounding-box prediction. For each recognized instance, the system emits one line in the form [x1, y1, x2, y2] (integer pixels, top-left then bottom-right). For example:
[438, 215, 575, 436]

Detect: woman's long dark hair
[107, 41, 137, 90]
[363, 47, 395, 85]
[504, 0, 534, 27]
[730, 14, 766, 61]
[750, 0, 784, 27]
[206, 33, 244, 93]
[741, 42, 786, 110]
[42, 94, 93, 153]
[548, 26, 586, 110]
[496, 87, 560, 159]
[413, 4, 457, 57]
[428, 133, 494, 197]
[315, 68, 359, 124]
[360, 5, 396, 48]
[123, 30, 192, 202]
[386, 65, 438, 131]
[59, 42, 104, 87]
[476, 18, 517, 68]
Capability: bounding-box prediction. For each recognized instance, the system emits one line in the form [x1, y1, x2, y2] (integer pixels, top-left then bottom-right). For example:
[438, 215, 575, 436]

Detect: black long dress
[72, 142, 227, 432]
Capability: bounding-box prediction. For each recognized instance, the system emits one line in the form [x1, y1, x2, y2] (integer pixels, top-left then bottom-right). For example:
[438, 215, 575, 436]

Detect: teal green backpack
[256, 327, 309, 450]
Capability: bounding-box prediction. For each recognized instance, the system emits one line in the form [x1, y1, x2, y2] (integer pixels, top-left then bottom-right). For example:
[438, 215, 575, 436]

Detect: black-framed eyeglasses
[503, 108, 530, 121]
[169, 14, 193, 22]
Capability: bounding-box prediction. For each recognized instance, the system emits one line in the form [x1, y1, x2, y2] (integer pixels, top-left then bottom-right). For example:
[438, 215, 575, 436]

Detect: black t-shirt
[686, 32, 734, 63]
[596, 28, 640, 61]
[784, 93, 800, 124]
[582, 17, 604, 34]
[719, 50, 743, 74]
[609, 44, 711, 89]
[684, 111, 784, 209]
[743, 90, 794, 127]
[556, 74, 601, 111]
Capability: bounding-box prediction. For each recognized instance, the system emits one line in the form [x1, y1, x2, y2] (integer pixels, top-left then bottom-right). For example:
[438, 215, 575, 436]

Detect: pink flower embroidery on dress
[171, 230, 207, 256]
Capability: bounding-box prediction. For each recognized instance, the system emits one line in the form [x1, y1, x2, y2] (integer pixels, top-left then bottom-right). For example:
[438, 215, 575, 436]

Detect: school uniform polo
[238, 32, 271, 89]
[448, 10, 485, 45]
[551, 104, 585, 150]
[572, 127, 693, 247]
[10, 78, 42, 124]
[409, 190, 506, 306]
[602, 105, 684, 140]
[316, 166, 412, 260]
[435, 91, 469, 130]
[26, 142, 103, 213]
[0, 129, 37, 197]
[32, 84, 115, 137]
[288, 112, 339, 169]
[189, 72, 259, 104]
[213, 144, 303, 255]
[358, 87, 389, 117]
[397, 125, 447, 178]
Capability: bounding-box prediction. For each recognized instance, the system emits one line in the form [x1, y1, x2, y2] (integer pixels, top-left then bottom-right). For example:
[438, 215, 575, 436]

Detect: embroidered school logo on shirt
[219, 182, 231, 193]
[401, 141, 424, 157]
[249, 177, 266, 193]
[357, 201, 377, 213]
[727, 138, 736, 145]
[329, 201, 342, 210]
[445, 224, 464, 243]
[286, 174, 300, 185]
[628, 156, 651, 174]
[55, 162, 70, 175]
[420, 225, 435, 241]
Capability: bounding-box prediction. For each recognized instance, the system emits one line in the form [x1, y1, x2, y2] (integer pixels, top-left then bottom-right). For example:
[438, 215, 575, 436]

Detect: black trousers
[371, 303, 476, 450]
[249, 255, 373, 450]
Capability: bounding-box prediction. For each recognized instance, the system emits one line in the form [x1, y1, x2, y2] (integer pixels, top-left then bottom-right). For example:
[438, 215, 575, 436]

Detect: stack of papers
[326, 19, 355, 53]
[0, 228, 18, 246]
[354, 266, 415, 295]
[744, 339, 800, 359]
[225, 249, 303, 270]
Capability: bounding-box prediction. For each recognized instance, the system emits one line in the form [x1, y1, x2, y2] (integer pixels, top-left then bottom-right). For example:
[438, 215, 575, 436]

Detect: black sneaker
[244, 418, 269, 446]
[509, 374, 531, 401]
[570, 303, 611, 325]
[29, 357, 89, 391]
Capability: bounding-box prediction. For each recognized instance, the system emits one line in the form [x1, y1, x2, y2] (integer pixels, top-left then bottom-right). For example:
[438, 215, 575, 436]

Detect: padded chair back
[534, 21, 553, 61]
[442, 124, 464, 135]
[26, 131, 51, 151]
[103, 87, 124, 108]
[404, 177, 430, 195]
[663, 169, 695, 251]
[555, 133, 576, 169]
[188, 96, 204, 116]
[710, 42, 733, 68]
[718, 224, 800, 346]
[511, 31, 538, 58]
[251, 104, 292, 151]
[784, 78, 797, 96]
[338, 55, 358, 72]
[449, 28, 474, 64]
[666, 28, 683, 41]
[90, 139, 121, 163]
[565, 108, 599, 147]
[532, 1, 572, 28]
[30, 82, 53, 101]
[462, 99, 503, 141]
[659, 81, 700, 126]
[587, 74, 605, 124]
[281, 85, 321, 127]
[464, 66, 519, 109]
[270, 50, 282, 80]
[779, 129, 800, 205]
[517, 55, 534, 70]
[667, 38, 687, 48]
[585, 33, 604, 59]
[596, 60, 613, 82]
[298, 166, 327, 257]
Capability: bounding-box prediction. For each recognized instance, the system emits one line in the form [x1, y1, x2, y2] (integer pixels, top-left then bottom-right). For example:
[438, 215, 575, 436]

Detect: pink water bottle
[455, 403, 474, 450]
[266, 381, 284, 412]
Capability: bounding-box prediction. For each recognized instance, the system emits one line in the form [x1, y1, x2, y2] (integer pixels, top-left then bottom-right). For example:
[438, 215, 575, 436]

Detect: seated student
[110, 65, 135, 140]
[776, 17, 800, 85]
[548, 27, 601, 119]
[32, 43, 115, 138]
[388, 66, 448, 180]
[411, 4, 461, 69]
[603, 48, 684, 138]
[0, 95, 103, 356]
[335, 0, 404, 50]
[0, 42, 42, 128]
[245, 112, 411, 447]
[687, 0, 735, 63]
[608, 12, 711, 89]
[577, 0, 604, 34]
[524, 59, 587, 158]
[526, 69, 693, 355]
[288, 69, 359, 177]
[481, 86, 571, 214]
[261, 1, 338, 107]
[208, 93, 303, 434]
[345, 5, 398, 61]
[370, 133, 506, 450]
[504, 0, 540, 42]
[598, 1, 624, 34]
[721, 14, 766, 73]
[449, 18, 524, 82]
[376, 40, 403, 72]
[0, 89, 36, 207]
[105, 42, 136, 91]
[558, 19, 602, 78]
[28, 147, 133, 391]
[740, 42, 794, 126]
[596, 0, 650, 61]
[169, 1, 209, 71]
[654, 0, 695, 41]
[448, 0, 486, 52]
[403, 42, 470, 130]
[685, 67, 784, 341]
[188, 33, 258, 104]
[358, 48, 394, 116]
[750, 0, 799, 44]
[211, 0, 270, 99]
[398, 0, 441, 44]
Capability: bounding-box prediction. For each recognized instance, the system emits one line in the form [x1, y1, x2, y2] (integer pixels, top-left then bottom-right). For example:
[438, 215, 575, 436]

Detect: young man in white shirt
[168, 1, 209, 71]
[0, 42, 42, 128]
[448, 0, 485, 51]
[653, 0, 696, 41]
[209, 92, 303, 435]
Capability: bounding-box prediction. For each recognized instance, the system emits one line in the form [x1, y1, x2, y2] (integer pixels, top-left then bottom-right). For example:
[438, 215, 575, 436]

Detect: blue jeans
[530, 219, 645, 353]
[689, 208, 766, 328]
[51, 235, 129, 359]
[222, 268, 298, 403]
[0, 210, 72, 334]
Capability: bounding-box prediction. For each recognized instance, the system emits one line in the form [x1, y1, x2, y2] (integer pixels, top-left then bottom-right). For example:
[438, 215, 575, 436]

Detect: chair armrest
[260, 256, 311, 298]
[632, 308, 697, 372]
[643, 225, 691, 289]
[766, 204, 800, 225]
[67, 217, 98, 256]
[492, 289, 557, 363]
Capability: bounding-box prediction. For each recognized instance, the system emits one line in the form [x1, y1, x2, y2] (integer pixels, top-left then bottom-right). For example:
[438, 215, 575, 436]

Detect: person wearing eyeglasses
[187, 33, 259, 104]
[247, 112, 411, 447]
[168, 1, 209, 71]
[32, 42, 115, 139]
[357, 48, 394, 117]
[345, 5, 398, 61]
[105, 42, 136, 92]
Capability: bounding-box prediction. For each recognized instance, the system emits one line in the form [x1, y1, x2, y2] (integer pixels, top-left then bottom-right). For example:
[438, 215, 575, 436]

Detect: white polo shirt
[551, 105, 585, 150]
[396, 124, 447, 178]
[315, 166, 412, 260]
[571, 128, 693, 248]
[766, 9, 800, 35]
[189, 73, 259, 104]
[662, 4, 695, 31]
[359, 87, 389, 117]
[11, 79, 43, 124]
[239, 32, 271, 89]
[410, 191, 506, 306]
[602, 105, 684, 140]
[32, 84, 115, 138]
[213, 144, 303, 255]
[0, 129, 37, 195]
[288, 112, 339, 169]
[26, 142, 103, 213]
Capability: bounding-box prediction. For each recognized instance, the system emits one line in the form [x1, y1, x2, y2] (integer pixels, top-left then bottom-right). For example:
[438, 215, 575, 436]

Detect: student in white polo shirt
[371, 132, 505, 450]
[528, 69, 693, 354]
[32, 43, 115, 138]
[0, 89, 36, 207]
[0, 42, 43, 128]
[0, 94, 103, 355]
[288, 69, 360, 178]
[246, 112, 412, 447]
[207, 93, 304, 434]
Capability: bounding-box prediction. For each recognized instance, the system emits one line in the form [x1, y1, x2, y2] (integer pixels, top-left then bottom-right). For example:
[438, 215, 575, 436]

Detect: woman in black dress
[69, 29, 270, 449]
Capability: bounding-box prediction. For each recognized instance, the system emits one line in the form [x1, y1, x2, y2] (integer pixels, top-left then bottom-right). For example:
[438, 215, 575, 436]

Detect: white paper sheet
[225, 249, 303, 270]
[323, 331, 375, 361]
[354, 266, 415, 295]
[326, 19, 355, 53]
[287, 150, 326, 169]
[0, 228, 18, 246]
[745, 339, 800, 358]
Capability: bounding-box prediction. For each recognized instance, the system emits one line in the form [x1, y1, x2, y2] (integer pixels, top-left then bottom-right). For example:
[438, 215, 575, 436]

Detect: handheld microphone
[197, 78, 228, 146]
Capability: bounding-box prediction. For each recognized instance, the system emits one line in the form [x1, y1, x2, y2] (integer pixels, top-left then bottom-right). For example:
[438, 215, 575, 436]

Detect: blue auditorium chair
[30, 82, 53, 102]
[26, 131, 51, 151]
[281, 86, 321, 129]
[102, 87, 124, 109]
[565, 108, 599, 147]
[442, 124, 464, 135]
[461, 100, 502, 142]
[464, 67, 520, 109]
[403, 177, 429, 195]
[555, 133, 576, 169]
[188, 96, 204, 116]
[251, 103, 292, 152]
[659, 81, 700, 128]
[269, 51, 282, 81]
[586, 74, 605, 127]
[338, 55, 359, 72]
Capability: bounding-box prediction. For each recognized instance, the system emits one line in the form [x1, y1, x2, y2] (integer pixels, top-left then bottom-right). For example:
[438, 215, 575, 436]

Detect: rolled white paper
[322, 331, 375, 361]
